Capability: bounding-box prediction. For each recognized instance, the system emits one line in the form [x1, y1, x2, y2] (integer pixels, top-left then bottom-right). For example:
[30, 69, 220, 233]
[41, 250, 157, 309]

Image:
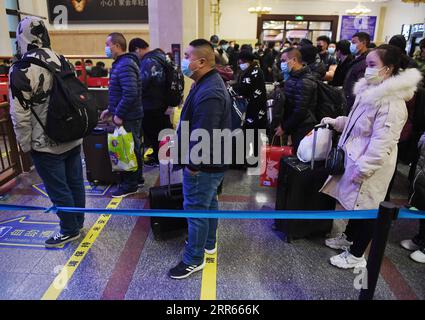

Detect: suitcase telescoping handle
[311, 123, 332, 170]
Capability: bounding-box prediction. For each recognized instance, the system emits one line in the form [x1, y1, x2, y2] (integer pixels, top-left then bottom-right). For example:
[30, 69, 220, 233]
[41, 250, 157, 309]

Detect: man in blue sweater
[169, 39, 231, 279]
[101, 33, 144, 198]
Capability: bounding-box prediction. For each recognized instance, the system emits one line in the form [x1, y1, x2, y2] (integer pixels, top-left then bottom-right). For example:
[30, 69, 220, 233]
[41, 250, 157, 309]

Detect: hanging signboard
[340, 15, 377, 41]
[47, 0, 149, 24]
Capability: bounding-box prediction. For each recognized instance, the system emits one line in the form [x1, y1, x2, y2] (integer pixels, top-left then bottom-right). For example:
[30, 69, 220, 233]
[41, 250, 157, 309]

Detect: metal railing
[0, 102, 23, 188]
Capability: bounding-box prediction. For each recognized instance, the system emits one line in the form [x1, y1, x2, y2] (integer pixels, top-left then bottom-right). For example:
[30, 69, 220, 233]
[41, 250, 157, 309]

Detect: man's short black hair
[282, 47, 302, 63]
[299, 38, 313, 47]
[389, 35, 407, 52]
[241, 44, 253, 53]
[238, 50, 255, 62]
[300, 45, 318, 64]
[190, 39, 214, 50]
[96, 61, 105, 68]
[210, 35, 219, 44]
[336, 40, 351, 56]
[108, 32, 127, 51]
[85, 59, 93, 65]
[219, 40, 228, 46]
[129, 38, 149, 52]
[352, 32, 371, 47]
[317, 35, 331, 45]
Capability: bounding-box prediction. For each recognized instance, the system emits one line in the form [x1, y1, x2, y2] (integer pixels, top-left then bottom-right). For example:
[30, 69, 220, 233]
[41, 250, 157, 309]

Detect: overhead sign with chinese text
[340, 15, 377, 41]
[47, 0, 149, 24]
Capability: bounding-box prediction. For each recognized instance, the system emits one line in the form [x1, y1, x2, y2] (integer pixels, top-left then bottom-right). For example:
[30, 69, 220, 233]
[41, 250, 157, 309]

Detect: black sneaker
[45, 232, 80, 248]
[144, 158, 159, 168]
[169, 261, 206, 280]
[138, 177, 145, 188]
[112, 187, 139, 198]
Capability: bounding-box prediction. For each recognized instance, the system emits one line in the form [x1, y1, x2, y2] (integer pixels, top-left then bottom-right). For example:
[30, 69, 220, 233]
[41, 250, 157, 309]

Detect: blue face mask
[328, 47, 336, 55]
[181, 58, 194, 78]
[281, 62, 291, 81]
[350, 43, 359, 55]
[105, 46, 113, 59]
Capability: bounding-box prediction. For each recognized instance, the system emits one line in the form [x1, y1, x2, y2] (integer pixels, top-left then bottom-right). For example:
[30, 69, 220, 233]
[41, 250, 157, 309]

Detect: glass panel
[285, 30, 309, 42]
[262, 30, 284, 42]
[311, 31, 333, 42]
[286, 21, 308, 30]
[309, 21, 331, 30]
[7, 14, 19, 33]
[263, 20, 285, 30]
[5, 0, 19, 10]
[10, 38, 17, 55]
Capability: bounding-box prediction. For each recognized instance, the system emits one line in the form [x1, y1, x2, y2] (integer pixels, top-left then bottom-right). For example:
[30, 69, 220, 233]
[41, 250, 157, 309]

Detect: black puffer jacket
[108, 53, 143, 120]
[411, 133, 425, 210]
[343, 51, 368, 112]
[139, 49, 167, 113]
[281, 67, 317, 144]
[307, 59, 326, 80]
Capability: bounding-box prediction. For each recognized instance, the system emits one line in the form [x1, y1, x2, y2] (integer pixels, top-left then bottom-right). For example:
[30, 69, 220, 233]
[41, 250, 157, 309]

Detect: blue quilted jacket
[108, 53, 143, 120]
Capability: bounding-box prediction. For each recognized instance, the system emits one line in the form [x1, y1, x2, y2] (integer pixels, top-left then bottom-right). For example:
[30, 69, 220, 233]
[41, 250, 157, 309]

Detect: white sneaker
[325, 233, 353, 250]
[400, 239, 421, 251]
[410, 249, 425, 264]
[205, 247, 217, 255]
[330, 250, 367, 269]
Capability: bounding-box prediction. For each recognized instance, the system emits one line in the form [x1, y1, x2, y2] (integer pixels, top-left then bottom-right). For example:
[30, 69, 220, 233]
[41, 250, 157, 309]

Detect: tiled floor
[0, 163, 423, 300]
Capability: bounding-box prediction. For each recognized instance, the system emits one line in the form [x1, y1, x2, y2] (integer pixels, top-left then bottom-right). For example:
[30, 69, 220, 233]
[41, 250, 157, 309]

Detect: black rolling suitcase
[83, 126, 121, 186]
[149, 162, 187, 240]
[275, 127, 336, 242]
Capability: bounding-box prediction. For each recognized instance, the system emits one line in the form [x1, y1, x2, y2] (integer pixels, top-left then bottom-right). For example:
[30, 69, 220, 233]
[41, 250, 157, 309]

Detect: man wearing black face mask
[317, 35, 337, 72]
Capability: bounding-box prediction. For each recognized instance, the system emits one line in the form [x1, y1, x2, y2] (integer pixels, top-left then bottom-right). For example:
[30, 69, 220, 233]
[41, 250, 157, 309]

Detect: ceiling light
[346, 3, 372, 15]
[248, 6, 272, 15]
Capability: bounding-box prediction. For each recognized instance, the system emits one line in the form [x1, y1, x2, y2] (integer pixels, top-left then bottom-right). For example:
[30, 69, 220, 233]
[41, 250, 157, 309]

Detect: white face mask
[364, 66, 387, 85]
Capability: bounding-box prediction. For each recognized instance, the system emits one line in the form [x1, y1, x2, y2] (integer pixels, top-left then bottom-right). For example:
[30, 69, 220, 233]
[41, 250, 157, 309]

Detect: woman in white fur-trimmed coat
[320, 44, 423, 269]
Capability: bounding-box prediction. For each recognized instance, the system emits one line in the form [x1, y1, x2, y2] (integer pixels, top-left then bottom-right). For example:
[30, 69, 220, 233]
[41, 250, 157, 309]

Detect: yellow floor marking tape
[200, 243, 218, 300]
[41, 197, 123, 300]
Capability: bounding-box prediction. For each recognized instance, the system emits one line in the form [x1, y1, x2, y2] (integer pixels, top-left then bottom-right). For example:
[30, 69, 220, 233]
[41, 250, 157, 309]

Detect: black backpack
[315, 81, 347, 122]
[153, 56, 185, 107]
[21, 56, 98, 143]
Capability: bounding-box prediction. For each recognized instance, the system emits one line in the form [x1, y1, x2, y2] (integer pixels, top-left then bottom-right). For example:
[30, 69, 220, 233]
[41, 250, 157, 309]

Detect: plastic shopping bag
[297, 127, 333, 163]
[108, 127, 138, 172]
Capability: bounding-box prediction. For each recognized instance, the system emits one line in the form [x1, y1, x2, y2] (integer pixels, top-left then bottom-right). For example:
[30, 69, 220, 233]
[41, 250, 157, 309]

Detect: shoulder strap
[341, 107, 366, 146]
[22, 57, 57, 74]
[19, 56, 63, 142]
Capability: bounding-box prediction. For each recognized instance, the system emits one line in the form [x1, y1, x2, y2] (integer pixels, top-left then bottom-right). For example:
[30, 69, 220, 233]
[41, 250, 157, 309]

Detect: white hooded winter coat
[321, 68, 423, 210]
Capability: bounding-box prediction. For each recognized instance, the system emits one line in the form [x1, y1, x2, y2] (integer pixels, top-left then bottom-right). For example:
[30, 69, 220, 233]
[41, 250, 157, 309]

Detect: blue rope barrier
[1, 204, 424, 219]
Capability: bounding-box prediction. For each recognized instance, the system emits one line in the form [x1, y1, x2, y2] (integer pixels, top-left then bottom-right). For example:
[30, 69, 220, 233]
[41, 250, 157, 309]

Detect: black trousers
[142, 109, 173, 162]
[414, 220, 425, 246]
[345, 219, 376, 258]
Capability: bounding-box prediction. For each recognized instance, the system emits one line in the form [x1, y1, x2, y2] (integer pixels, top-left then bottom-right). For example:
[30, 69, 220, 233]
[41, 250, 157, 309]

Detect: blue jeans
[31, 146, 85, 236]
[183, 169, 225, 265]
[122, 119, 143, 190]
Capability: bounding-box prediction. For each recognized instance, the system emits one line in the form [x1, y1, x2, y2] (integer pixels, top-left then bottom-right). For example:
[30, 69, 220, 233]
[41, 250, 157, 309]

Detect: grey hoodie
[9, 17, 81, 154]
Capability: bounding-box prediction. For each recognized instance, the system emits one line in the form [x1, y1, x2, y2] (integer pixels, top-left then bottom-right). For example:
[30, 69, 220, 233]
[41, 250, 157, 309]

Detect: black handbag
[325, 109, 366, 176]
[325, 146, 346, 176]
